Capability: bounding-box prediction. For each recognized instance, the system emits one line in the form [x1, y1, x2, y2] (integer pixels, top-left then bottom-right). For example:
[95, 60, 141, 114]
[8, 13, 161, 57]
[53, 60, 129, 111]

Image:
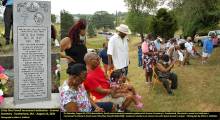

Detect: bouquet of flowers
[0, 65, 9, 105]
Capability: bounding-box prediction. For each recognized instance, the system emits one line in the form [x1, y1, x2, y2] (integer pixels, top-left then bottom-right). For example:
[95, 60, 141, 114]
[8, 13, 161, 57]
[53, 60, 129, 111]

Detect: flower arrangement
[0, 65, 9, 105]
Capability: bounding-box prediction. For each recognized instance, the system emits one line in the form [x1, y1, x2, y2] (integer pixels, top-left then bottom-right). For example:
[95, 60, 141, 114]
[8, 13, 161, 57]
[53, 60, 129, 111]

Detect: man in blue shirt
[137, 45, 142, 67]
[202, 33, 214, 64]
[3, 0, 13, 45]
[99, 42, 108, 75]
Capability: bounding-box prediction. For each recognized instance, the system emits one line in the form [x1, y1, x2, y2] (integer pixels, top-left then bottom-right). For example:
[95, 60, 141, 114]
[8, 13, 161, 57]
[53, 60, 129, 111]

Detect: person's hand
[67, 56, 76, 63]
[171, 60, 176, 65]
[110, 88, 116, 95]
[108, 64, 114, 71]
[94, 107, 104, 112]
[170, 60, 176, 68]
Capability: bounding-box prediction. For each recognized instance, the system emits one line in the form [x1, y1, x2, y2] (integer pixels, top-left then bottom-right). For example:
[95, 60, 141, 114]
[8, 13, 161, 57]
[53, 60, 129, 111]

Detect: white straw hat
[116, 24, 131, 35]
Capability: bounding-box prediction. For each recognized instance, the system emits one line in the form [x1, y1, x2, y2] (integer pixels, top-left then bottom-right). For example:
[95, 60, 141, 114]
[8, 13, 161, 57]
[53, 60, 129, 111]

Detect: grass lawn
[60, 35, 220, 112]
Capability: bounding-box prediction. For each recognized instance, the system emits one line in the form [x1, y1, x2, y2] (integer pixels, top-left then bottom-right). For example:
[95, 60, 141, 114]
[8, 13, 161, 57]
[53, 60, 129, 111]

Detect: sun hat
[116, 24, 131, 35]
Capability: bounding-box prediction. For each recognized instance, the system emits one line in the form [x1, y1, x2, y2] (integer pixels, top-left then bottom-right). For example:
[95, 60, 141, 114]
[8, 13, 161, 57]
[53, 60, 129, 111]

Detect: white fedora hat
[116, 24, 131, 35]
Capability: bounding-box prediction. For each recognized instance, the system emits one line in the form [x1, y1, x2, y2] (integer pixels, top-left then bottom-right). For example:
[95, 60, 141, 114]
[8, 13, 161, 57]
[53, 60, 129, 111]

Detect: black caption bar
[61, 112, 220, 120]
[0, 109, 60, 120]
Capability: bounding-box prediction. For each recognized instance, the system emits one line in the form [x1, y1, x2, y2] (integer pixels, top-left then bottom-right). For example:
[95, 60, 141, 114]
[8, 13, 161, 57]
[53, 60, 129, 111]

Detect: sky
[50, 0, 128, 15]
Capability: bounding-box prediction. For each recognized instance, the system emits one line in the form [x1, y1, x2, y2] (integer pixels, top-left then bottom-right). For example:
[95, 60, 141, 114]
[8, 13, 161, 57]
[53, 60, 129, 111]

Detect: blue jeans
[138, 55, 142, 67]
[91, 102, 113, 112]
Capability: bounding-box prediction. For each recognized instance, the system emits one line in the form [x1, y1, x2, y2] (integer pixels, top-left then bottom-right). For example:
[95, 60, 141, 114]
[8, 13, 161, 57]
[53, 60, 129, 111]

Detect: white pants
[202, 52, 211, 58]
[177, 50, 184, 61]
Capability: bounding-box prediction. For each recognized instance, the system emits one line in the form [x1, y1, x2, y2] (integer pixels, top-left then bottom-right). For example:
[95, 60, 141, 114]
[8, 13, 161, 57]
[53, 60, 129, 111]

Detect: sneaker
[135, 94, 142, 100]
[135, 102, 144, 109]
[117, 109, 124, 112]
[145, 82, 150, 87]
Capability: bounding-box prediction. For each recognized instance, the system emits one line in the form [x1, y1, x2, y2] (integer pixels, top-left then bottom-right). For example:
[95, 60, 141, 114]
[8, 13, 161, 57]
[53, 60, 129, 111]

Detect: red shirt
[84, 66, 110, 99]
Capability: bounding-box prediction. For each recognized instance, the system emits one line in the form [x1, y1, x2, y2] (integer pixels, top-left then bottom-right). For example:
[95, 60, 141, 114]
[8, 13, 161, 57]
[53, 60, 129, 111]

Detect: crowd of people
[138, 32, 216, 95]
[59, 18, 216, 112]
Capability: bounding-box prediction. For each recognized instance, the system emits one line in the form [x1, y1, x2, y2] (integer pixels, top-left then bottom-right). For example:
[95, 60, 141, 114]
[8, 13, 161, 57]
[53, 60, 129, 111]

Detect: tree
[124, 0, 158, 42]
[126, 12, 152, 41]
[87, 23, 96, 38]
[51, 14, 56, 23]
[151, 8, 177, 40]
[170, 0, 220, 37]
[91, 11, 115, 30]
[60, 10, 74, 39]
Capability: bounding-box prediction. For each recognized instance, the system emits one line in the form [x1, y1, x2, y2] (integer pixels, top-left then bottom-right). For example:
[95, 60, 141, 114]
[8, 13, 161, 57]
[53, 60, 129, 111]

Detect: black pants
[4, 5, 13, 43]
[118, 66, 128, 77]
[159, 73, 178, 94]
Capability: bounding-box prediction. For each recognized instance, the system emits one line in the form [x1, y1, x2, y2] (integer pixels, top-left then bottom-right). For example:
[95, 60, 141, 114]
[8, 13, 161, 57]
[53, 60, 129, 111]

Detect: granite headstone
[13, 0, 51, 104]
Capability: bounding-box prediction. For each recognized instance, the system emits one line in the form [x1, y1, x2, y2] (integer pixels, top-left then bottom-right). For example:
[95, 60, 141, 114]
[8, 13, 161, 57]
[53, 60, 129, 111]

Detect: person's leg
[160, 78, 172, 94]
[93, 102, 114, 112]
[124, 92, 143, 109]
[184, 51, 189, 65]
[124, 66, 128, 77]
[3, 6, 13, 45]
[138, 56, 142, 67]
[202, 52, 208, 64]
[169, 73, 178, 89]
[120, 94, 133, 111]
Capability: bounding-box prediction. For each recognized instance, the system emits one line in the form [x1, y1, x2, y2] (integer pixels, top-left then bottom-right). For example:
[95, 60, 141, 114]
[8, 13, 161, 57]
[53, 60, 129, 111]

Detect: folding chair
[151, 65, 169, 94]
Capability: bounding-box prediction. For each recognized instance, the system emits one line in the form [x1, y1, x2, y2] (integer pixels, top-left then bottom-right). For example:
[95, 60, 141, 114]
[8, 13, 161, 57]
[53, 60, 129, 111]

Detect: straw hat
[116, 24, 131, 35]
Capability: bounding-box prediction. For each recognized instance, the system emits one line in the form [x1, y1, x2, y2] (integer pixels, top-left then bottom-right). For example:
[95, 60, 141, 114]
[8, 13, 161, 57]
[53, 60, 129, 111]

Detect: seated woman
[109, 70, 143, 109]
[60, 63, 114, 112]
[155, 54, 178, 95]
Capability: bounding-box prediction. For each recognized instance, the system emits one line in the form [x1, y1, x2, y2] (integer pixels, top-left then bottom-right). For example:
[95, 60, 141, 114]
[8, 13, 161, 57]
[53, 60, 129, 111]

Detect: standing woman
[60, 19, 88, 67]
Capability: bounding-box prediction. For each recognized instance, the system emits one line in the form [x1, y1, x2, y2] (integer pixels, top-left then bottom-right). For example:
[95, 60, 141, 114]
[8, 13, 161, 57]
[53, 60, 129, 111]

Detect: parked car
[194, 30, 220, 46]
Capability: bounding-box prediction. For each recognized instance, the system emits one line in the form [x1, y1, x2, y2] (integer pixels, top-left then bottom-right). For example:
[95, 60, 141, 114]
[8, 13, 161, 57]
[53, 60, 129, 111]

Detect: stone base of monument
[0, 93, 59, 108]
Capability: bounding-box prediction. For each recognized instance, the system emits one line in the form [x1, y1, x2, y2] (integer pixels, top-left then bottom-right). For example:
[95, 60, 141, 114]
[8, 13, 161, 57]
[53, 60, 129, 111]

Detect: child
[109, 70, 143, 109]
[99, 42, 108, 75]
[138, 45, 142, 67]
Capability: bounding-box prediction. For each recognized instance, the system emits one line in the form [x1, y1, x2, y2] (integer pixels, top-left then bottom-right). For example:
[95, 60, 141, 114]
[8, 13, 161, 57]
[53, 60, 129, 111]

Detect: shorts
[117, 66, 128, 77]
[91, 102, 113, 112]
[202, 52, 211, 58]
[96, 95, 125, 107]
[177, 50, 184, 61]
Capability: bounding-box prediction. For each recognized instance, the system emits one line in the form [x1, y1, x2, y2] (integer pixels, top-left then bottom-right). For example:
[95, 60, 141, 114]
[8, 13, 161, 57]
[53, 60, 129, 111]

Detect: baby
[109, 70, 143, 109]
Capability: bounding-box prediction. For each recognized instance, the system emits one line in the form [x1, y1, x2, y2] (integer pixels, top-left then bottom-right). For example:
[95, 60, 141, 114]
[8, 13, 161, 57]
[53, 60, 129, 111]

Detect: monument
[13, 0, 51, 104]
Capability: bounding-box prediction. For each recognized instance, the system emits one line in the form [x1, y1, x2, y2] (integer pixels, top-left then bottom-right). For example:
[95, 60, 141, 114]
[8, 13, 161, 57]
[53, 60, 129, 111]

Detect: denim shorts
[91, 102, 113, 112]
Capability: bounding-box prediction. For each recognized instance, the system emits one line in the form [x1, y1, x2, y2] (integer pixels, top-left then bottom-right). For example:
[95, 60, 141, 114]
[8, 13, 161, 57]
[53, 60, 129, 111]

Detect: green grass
[86, 34, 106, 49]
[60, 35, 220, 112]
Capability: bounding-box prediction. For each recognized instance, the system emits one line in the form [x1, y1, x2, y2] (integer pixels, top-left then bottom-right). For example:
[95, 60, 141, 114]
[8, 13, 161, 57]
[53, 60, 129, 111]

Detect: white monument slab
[13, 0, 51, 104]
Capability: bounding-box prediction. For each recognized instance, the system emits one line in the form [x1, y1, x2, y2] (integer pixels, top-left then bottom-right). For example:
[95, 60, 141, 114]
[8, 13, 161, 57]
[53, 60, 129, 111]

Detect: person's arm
[60, 37, 76, 63]
[156, 62, 174, 73]
[108, 55, 114, 70]
[64, 102, 79, 112]
[203, 40, 207, 52]
[107, 39, 114, 70]
[95, 86, 112, 95]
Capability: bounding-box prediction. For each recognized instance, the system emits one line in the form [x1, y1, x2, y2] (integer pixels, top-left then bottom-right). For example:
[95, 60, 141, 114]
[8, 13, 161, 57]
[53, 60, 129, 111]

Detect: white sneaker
[117, 109, 124, 112]
[145, 82, 151, 87]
